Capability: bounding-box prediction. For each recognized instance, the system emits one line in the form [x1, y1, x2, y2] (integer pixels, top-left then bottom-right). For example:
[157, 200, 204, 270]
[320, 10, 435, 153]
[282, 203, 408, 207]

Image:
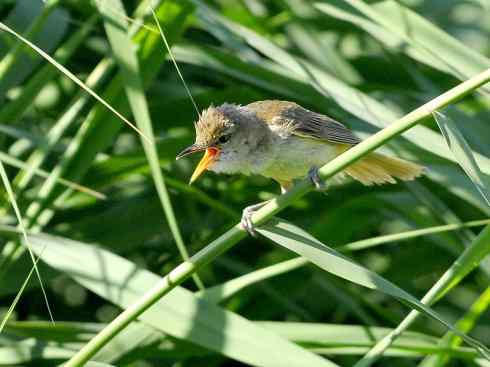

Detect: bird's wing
[246, 100, 361, 145]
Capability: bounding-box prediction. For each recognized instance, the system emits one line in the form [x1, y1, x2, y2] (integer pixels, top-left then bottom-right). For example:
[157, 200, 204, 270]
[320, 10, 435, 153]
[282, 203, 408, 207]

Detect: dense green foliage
[0, 0, 489, 366]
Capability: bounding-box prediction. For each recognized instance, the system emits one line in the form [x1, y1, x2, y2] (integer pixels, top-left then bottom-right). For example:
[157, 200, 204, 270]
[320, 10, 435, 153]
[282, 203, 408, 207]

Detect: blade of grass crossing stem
[434, 111, 490, 206]
[62, 68, 490, 366]
[420, 286, 490, 367]
[0, 21, 151, 143]
[0, 161, 54, 324]
[96, 0, 203, 289]
[27, 232, 339, 367]
[352, 225, 490, 367]
[256, 219, 490, 360]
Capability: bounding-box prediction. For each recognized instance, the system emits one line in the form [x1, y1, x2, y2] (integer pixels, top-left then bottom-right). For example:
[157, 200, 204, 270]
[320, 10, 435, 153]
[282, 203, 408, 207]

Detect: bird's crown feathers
[195, 104, 239, 146]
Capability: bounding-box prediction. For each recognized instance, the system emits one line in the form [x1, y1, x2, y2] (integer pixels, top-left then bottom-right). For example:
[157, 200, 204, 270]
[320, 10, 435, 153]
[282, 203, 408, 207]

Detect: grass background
[0, 0, 489, 366]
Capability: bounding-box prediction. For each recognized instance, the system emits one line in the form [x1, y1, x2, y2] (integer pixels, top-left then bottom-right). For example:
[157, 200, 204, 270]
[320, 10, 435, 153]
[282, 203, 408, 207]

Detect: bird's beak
[189, 147, 219, 184]
[176, 144, 220, 184]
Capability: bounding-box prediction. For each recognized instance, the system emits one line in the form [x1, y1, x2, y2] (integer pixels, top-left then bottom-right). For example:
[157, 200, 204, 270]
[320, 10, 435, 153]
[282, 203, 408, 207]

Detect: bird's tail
[336, 145, 424, 186]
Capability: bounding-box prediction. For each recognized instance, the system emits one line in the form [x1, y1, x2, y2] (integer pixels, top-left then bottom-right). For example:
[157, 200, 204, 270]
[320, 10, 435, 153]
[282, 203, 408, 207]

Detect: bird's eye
[218, 134, 231, 144]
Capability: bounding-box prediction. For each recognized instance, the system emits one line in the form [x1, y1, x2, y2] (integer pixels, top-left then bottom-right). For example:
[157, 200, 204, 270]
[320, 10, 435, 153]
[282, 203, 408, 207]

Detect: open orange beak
[176, 145, 220, 184]
[189, 147, 219, 183]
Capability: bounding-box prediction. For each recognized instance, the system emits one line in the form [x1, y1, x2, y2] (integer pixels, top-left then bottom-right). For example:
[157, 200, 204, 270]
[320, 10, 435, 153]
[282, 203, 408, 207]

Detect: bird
[176, 100, 424, 234]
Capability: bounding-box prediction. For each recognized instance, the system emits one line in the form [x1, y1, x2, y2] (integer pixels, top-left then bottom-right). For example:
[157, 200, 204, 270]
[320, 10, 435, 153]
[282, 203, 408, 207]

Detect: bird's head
[176, 104, 269, 183]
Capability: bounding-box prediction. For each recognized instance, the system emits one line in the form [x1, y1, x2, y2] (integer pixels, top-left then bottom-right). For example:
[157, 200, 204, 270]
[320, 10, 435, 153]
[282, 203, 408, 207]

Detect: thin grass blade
[433, 110, 490, 206]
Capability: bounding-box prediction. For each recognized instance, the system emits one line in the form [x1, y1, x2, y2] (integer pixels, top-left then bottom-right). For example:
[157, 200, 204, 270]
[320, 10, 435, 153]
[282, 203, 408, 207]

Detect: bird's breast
[259, 136, 338, 182]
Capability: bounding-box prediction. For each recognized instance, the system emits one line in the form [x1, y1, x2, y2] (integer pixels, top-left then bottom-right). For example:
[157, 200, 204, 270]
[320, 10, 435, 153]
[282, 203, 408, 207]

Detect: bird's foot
[241, 201, 269, 236]
[308, 166, 327, 191]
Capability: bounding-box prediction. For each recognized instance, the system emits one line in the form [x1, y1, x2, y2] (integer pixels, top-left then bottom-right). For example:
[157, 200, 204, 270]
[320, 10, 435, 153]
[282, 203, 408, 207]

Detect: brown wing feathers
[246, 100, 424, 185]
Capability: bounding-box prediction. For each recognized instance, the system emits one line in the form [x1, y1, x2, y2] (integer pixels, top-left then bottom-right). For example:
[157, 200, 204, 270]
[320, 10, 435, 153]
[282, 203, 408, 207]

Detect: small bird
[176, 100, 423, 234]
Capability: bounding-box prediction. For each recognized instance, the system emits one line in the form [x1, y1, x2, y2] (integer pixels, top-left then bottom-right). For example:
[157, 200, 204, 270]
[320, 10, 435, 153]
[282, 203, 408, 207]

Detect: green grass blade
[96, 0, 203, 289]
[28, 231, 339, 367]
[433, 110, 490, 206]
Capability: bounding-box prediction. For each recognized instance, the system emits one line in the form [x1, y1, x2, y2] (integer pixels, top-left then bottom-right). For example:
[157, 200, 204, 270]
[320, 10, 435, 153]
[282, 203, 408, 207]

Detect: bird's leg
[241, 200, 270, 237]
[308, 166, 327, 191]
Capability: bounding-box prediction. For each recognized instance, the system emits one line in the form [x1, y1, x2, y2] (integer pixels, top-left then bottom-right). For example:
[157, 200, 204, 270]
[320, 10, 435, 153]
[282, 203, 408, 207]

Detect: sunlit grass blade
[0, 161, 54, 325]
[27, 231, 339, 367]
[433, 110, 490, 206]
[0, 20, 151, 143]
[96, 0, 203, 289]
[2, 319, 161, 364]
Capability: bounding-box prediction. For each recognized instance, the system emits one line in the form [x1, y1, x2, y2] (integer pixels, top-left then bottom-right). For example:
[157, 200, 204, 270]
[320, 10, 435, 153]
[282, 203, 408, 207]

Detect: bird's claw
[241, 207, 257, 237]
[308, 166, 327, 191]
[240, 201, 268, 237]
